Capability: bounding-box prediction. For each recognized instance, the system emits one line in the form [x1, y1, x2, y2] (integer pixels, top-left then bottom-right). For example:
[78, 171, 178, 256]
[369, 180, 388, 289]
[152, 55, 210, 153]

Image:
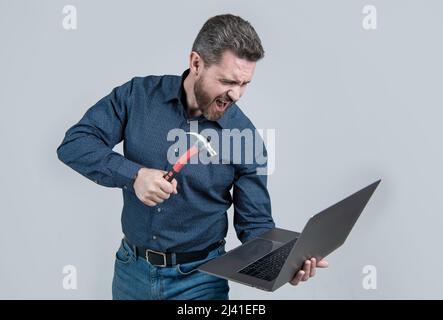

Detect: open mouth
[214, 98, 231, 112]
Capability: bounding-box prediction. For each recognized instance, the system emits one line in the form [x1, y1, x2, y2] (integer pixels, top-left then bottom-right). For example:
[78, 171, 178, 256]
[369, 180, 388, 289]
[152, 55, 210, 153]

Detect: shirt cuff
[114, 158, 143, 194]
[239, 226, 275, 244]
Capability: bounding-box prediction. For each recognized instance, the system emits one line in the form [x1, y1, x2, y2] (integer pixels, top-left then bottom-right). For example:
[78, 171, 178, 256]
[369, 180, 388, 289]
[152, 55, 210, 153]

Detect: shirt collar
[163, 69, 189, 103]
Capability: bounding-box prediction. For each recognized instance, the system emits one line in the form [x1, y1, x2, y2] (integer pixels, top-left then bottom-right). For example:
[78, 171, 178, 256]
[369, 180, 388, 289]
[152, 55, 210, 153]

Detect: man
[57, 14, 328, 300]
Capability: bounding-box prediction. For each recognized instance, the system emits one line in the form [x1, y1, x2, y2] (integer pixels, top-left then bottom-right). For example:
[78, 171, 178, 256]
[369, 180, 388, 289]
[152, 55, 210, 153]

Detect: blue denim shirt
[57, 70, 275, 252]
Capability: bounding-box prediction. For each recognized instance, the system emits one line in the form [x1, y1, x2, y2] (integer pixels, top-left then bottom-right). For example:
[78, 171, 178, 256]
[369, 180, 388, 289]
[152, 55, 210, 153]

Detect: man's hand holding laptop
[290, 258, 329, 286]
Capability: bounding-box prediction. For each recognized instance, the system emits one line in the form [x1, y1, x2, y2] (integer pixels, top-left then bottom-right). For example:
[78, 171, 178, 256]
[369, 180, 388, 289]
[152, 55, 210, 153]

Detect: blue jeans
[112, 239, 230, 300]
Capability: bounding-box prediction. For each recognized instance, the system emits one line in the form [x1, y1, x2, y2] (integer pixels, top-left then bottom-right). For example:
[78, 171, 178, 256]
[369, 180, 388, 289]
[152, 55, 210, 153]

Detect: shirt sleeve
[56, 78, 143, 193]
[232, 136, 275, 243]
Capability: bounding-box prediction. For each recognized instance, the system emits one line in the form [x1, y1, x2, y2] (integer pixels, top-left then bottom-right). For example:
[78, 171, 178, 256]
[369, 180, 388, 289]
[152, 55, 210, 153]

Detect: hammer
[163, 132, 217, 182]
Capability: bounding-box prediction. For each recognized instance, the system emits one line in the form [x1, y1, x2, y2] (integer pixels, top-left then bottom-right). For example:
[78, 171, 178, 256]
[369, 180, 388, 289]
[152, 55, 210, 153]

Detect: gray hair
[192, 14, 265, 67]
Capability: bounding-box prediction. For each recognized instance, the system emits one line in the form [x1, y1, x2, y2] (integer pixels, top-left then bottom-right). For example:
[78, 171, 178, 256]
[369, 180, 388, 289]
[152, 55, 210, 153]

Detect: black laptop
[198, 180, 381, 291]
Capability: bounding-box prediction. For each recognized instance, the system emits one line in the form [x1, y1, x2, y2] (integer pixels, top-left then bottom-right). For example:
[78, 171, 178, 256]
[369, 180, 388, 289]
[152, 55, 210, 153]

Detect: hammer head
[187, 132, 217, 157]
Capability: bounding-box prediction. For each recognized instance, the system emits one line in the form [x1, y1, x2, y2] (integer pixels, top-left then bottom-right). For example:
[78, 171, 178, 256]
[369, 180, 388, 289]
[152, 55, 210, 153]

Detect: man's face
[193, 50, 256, 121]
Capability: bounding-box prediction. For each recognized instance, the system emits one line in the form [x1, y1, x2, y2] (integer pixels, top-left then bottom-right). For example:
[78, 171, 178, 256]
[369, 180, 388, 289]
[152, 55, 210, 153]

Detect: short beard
[194, 76, 226, 121]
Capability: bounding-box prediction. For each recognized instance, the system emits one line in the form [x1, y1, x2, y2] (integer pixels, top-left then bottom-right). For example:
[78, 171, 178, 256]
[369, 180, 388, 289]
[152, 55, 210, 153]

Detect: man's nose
[227, 88, 241, 102]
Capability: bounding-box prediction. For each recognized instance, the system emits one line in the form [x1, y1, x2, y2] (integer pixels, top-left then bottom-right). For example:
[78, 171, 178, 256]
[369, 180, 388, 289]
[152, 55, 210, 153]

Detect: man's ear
[189, 51, 203, 76]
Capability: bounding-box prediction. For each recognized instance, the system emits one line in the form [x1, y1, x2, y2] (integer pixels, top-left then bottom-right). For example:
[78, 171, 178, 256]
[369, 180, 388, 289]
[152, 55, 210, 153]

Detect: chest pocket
[181, 161, 235, 195]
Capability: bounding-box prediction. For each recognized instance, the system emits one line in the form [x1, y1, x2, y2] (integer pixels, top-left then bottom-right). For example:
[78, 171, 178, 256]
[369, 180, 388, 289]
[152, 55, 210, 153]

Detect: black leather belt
[124, 237, 224, 267]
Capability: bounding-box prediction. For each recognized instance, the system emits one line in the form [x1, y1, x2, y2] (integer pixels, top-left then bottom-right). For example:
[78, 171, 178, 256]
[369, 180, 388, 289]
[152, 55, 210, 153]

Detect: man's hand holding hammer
[133, 132, 216, 207]
[133, 168, 178, 207]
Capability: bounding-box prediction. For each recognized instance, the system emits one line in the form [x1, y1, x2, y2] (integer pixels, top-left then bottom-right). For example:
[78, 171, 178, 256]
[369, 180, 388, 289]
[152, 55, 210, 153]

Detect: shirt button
[157, 207, 162, 213]
[123, 185, 128, 190]
[152, 235, 157, 240]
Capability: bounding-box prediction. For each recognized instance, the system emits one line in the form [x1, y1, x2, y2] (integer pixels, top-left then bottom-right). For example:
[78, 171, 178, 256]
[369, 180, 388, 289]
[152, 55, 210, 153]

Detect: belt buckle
[146, 249, 167, 267]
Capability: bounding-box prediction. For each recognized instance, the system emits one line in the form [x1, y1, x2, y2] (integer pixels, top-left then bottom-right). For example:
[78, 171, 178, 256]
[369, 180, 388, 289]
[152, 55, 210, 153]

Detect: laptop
[198, 180, 381, 292]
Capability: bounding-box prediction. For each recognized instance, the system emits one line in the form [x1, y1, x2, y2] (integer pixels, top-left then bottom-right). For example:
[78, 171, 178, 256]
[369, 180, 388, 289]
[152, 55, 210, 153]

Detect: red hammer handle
[163, 145, 199, 182]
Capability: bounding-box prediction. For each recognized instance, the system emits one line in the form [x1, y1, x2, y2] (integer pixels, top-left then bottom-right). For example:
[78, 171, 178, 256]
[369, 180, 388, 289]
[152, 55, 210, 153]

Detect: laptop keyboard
[238, 239, 297, 281]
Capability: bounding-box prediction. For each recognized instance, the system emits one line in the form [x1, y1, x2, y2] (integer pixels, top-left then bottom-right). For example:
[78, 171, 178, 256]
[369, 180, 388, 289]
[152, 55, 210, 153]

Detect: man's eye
[220, 81, 248, 86]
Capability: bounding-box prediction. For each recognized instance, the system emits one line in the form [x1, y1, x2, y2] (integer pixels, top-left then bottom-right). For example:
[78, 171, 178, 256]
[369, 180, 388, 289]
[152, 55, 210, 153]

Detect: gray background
[1, 0, 442, 299]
